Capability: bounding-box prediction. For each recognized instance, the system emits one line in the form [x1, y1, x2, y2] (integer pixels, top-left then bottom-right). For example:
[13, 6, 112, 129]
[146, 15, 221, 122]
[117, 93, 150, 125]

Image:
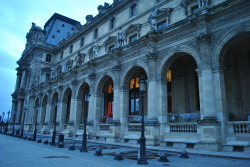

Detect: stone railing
[128, 124, 141, 132]
[78, 124, 84, 130]
[100, 124, 109, 131]
[226, 121, 250, 134]
[169, 122, 198, 133]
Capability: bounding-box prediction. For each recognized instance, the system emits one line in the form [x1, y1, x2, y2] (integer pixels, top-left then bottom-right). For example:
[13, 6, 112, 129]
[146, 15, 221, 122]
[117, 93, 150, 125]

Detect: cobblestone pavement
[0, 134, 249, 167]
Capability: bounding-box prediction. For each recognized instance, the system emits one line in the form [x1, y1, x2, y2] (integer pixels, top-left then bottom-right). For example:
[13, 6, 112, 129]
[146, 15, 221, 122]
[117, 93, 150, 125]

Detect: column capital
[212, 64, 225, 73]
[195, 68, 202, 76]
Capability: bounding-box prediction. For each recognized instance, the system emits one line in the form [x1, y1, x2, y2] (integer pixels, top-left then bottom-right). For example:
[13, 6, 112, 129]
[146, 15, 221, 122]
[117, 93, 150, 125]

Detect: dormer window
[69, 45, 73, 54]
[94, 28, 98, 39]
[129, 34, 138, 43]
[157, 21, 167, 31]
[110, 17, 115, 30]
[131, 4, 137, 17]
[46, 54, 52, 62]
[80, 37, 85, 47]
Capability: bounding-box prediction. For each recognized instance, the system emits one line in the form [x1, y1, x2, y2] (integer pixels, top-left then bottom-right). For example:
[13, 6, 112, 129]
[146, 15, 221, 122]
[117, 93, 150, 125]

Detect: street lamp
[50, 99, 59, 146]
[137, 75, 148, 165]
[5, 111, 10, 134]
[80, 91, 91, 152]
[32, 104, 40, 141]
[21, 107, 27, 138]
[12, 112, 16, 136]
[1, 112, 5, 133]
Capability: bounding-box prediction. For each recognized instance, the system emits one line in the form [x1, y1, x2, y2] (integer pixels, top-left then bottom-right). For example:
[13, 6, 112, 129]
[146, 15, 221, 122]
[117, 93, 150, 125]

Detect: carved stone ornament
[113, 64, 122, 71]
[147, 52, 157, 60]
[71, 79, 78, 86]
[88, 73, 96, 79]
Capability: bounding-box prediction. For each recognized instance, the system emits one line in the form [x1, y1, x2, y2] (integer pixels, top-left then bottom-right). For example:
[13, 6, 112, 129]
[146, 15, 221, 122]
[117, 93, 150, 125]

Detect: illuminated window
[103, 83, 114, 123]
[129, 77, 140, 115]
[166, 70, 172, 112]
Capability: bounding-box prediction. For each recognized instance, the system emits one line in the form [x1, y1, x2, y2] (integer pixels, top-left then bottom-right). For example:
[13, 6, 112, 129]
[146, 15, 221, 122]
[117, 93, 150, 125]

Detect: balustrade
[169, 123, 197, 133]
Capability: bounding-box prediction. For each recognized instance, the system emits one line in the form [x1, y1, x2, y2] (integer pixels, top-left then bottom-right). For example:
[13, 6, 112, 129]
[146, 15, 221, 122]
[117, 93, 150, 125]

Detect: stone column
[20, 70, 27, 90]
[69, 79, 78, 125]
[196, 68, 204, 119]
[112, 64, 121, 122]
[197, 32, 222, 151]
[197, 33, 217, 121]
[147, 52, 158, 121]
[212, 64, 228, 141]
[15, 72, 22, 90]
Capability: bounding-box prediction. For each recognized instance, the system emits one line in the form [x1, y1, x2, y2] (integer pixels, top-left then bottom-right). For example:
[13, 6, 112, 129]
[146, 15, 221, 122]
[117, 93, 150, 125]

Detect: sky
[0, 0, 113, 120]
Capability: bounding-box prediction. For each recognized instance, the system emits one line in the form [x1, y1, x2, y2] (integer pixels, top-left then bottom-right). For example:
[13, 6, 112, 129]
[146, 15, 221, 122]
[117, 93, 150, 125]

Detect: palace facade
[10, 0, 250, 152]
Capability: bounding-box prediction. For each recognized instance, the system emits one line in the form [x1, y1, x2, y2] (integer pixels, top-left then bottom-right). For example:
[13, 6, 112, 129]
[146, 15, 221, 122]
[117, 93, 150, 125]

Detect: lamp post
[80, 91, 91, 152]
[1, 112, 5, 133]
[32, 104, 40, 141]
[1, 112, 4, 133]
[50, 99, 59, 146]
[137, 75, 148, 165]
[12, 112, 16, 136]
[5, 111, 10, 134]
[21, 107, 27, 138]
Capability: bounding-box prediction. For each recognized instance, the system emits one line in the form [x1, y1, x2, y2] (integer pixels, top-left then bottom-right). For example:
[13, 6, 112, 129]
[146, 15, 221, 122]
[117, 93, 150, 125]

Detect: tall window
[131, 4, 137, 17]
[129, 34, 138, 43]
[66, 91, 71, 123]
[166, 70, 172, 113]
[129, 77, 140, 115]
[46, 54, 52, 62]
[94, 28, 98, 39]
[69, 45, 73, 54]
[157, 21, 167, 31]
[60, 51, 63, 60]
[103, 84, 113, 123]
[110, 17, 115, 30]
[80, 37, 85, 47]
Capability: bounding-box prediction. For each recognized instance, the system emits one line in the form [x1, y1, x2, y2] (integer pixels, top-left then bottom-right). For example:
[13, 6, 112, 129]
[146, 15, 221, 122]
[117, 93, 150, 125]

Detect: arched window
[129, 77, 140, 115]
[103, 83, 113, 123]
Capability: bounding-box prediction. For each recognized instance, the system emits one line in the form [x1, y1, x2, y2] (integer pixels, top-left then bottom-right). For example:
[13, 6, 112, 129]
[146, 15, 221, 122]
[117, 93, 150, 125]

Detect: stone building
[11, 0, 250, 152]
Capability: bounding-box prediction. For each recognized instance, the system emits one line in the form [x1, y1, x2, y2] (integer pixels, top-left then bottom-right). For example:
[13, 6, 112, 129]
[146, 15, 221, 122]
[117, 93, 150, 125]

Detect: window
[129, 77, 140, 115]
[60, 51, 63, 60]
[108, 45, 115, 52]
[69, 45, 73, 54]
[131, 4, 137, 17]
[110, 17, 115, 30]
[94, 28, 98, 39]
[157, 21, 167, 31]
[191, 5, 199, 14]
[80, 37, 85, 47]
[103, 83, 114, 123]
[46, 54, 52, 62]
[129, 34, 138, 43]
[166, 70, 172, 112]
[45, 73, 50, 82]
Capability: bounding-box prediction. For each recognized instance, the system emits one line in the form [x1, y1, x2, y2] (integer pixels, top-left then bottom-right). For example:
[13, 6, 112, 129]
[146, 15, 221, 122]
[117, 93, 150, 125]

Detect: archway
[62, 88, 72, 124]
[221, 33, 250, 121]
[40, 95, 47, 124]
[162, 53, 200, 122]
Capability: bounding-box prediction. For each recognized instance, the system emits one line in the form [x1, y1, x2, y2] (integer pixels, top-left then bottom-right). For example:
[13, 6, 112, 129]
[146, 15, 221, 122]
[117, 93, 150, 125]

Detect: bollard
[179, 150, 189, 159]
[94, 148, 103, 156]
[68, 144, 75, 150]
[43, 140, 49, 144]
[37, 139, 42, 143]
[158, 152, 169, 162]
[58, 142, 64, 148]
[114, 151, 124, 160]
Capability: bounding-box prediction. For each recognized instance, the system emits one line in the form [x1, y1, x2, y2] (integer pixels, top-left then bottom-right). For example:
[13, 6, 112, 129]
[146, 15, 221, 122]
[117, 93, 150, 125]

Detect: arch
[49, 92, 59, 124]
[95, 72, 115, 93]
[40, 95, 47, 124]
[158, 45, 201, 79]
[120, 61, 149, 88]
[62, 87, 72, 124]
[213, 27, 250, 65]
[76, 82, 90, 124]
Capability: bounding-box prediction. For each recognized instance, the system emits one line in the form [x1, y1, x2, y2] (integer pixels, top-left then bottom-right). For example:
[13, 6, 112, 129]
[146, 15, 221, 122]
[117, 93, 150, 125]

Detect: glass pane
[135, 98, 139, 114]
[130, 99, 135, 113]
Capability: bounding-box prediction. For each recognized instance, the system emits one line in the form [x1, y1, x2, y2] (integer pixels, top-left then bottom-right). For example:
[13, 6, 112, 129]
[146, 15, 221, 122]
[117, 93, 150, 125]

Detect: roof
[44, 13, 80, 28]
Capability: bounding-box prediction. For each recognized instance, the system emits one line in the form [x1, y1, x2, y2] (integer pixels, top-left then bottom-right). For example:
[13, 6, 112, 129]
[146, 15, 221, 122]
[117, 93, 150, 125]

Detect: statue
[148, 9, 157, 32]
[117, 27, 125, 46]
[51, 67, 55, 79]
[62, 61, 66, 73]
[198, 0, 208, 8]
[93, 43, 99, 58]
[74, 52, 83, 67]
